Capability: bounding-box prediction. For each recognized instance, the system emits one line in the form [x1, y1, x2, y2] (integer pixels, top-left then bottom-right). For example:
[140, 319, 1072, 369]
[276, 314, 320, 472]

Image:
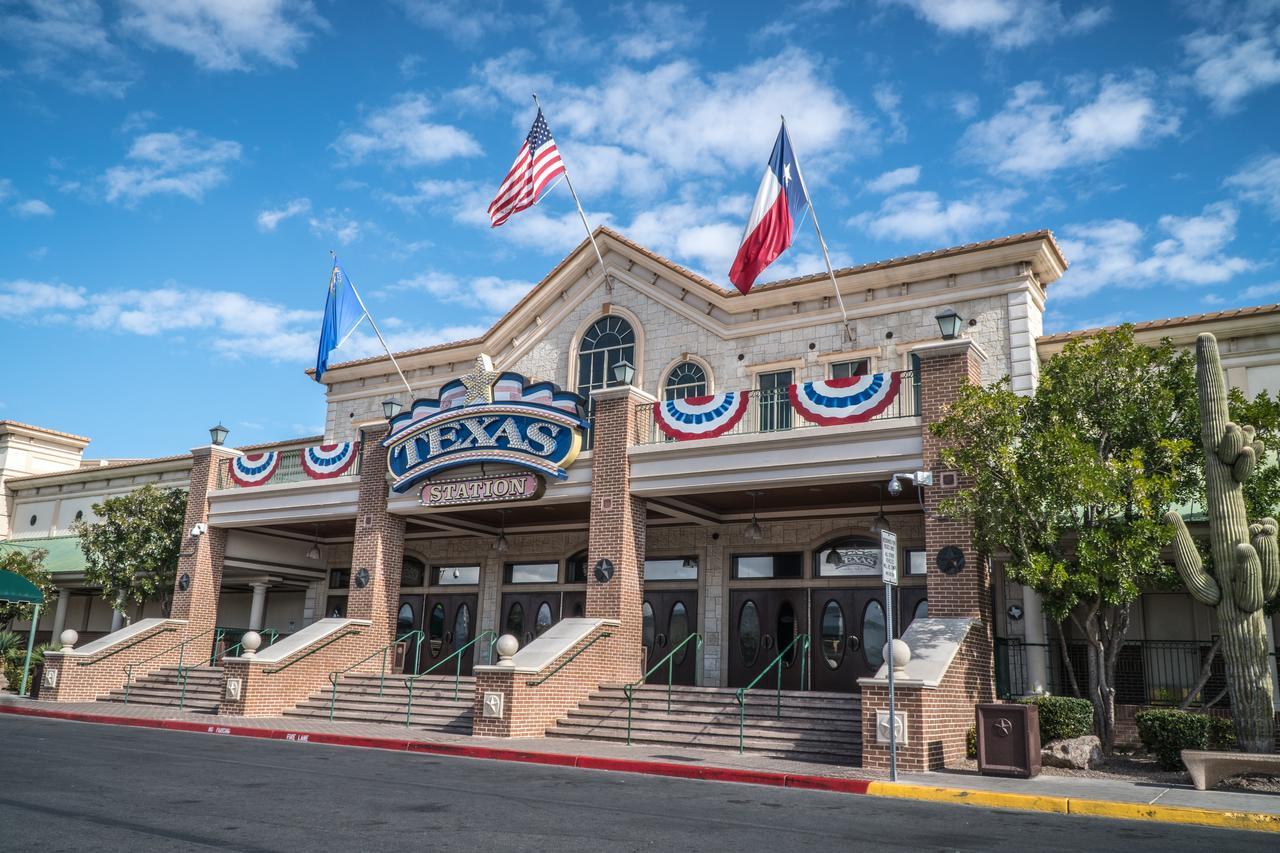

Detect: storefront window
[644, 557, 698, 581]
[732, 553, 803, 579]
[906, 549, 927, 576]
[328, 568, 349, 589]
[433, 565, 480, 586]
[505, 562, 559, 584]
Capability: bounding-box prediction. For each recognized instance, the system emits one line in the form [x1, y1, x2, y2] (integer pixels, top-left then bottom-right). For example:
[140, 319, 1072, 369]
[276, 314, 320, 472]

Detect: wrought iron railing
[634, 372, 917, 445]
[735, 634, 810, 753]
[327, 630, 424, 720]
[215, 446, 361, 489]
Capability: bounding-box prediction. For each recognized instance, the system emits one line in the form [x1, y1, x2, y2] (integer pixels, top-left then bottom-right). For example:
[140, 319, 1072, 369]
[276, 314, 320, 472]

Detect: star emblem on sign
[461, 354, 501, 404]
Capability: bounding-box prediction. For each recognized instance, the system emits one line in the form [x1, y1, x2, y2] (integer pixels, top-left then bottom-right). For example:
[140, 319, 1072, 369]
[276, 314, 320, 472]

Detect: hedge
[1135, 709, 1237, 770]
[1018, 695, 1095, 743]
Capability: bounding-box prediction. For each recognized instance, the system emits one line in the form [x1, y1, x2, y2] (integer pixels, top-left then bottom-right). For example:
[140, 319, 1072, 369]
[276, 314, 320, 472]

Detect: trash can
[976, 703, 1040, 778]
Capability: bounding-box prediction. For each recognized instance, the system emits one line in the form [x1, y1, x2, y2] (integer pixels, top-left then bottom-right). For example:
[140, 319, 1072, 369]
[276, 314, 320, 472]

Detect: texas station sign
[421, 472, 544, 507]
[382, 355, 589, 496]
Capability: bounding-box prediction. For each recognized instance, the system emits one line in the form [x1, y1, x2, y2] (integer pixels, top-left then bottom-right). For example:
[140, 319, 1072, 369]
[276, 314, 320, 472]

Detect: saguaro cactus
[1165, 333, 1279, 754]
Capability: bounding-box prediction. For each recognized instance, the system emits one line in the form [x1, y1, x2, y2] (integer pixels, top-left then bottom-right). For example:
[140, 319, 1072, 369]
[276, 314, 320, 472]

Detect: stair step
[545, 726, 857, 765]
[555, 714, 858, 744]
[564, 707, 858, 735]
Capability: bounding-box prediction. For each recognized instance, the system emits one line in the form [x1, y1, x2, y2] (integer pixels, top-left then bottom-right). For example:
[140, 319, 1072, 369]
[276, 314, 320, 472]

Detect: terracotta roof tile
[1039, 303, 1280, 344]
[0, 420, 91, 443]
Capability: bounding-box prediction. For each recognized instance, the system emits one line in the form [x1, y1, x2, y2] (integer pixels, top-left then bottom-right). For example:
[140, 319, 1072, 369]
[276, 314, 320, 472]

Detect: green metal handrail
[121, 626, 217, 705]
[526, 632, 612, 687]
[327, 630, 424, 721]
[264, 628, 363, 675]
[209, 626, 281, 666]
[75, 624, 180, 668]
[403, 630, 498, 726]
[624, 633, 703, 745]
[213, 628, 280, 663]
[734, 634, 810, 753]
[171, 628, 281, 710]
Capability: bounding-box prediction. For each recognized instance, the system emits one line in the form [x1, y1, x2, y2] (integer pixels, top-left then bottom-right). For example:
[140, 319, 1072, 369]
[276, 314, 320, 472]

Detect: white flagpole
[783, 116, 853, 343]
[532, 93, 614, 294]
[330, 252, 414, 397]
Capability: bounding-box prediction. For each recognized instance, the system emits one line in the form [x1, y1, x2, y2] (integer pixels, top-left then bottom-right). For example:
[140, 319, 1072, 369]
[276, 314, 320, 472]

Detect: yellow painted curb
[865, 781, 1068, 815]
[865, 782, 1280, 833]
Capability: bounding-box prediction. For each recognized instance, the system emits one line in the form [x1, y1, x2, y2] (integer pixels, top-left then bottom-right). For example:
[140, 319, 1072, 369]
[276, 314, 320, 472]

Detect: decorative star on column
[461, 354, 501, 404]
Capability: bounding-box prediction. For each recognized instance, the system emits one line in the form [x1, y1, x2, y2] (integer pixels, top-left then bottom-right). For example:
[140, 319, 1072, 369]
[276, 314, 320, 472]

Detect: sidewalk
[3, 694, 1277, 833]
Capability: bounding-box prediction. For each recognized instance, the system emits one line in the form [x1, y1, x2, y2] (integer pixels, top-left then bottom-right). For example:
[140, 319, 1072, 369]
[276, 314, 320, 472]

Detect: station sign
[382, 355, 589, 495]
[420, 472, 544, 507]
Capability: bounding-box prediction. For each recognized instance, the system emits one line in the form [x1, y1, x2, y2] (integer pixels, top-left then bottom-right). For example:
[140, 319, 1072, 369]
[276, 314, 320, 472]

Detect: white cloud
[960, 76, 1177, 177]
[557, 142, 668, 198]
[883, 0, 1110, 48]
[13, 199, 54, 217]
[119, 0, 326, 72]
[308, 209, 363, 245]
[390, 271, 534, 315]
[0, 0, 135, 96]
[850, 188, 1024, 244]
[1184, 17, 1280, 114]
[1241, 281, 1280, 301]
[950, 91, 979, 118]
[1055, 202, 1254, 300]
[104, 129, 242, 205]
[0, 280, 87, 318]
[865, 165, 921, 193]
[1224, 152, 1280, 219]
[613, 3, 704, 62]
[393, 0, 512, 44]
[333, 94, 482, 167]
[873, 83, 907, 142]
[257, 197, 311, 231]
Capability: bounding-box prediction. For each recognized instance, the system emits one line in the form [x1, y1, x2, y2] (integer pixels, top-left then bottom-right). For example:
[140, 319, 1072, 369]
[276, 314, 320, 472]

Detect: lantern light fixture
[611, 359, 636, 387]
[209, 423, 229, 446]
[935, 309, 963, 341]
[382, 398, 403, 420]
[744, 490, 765, 542]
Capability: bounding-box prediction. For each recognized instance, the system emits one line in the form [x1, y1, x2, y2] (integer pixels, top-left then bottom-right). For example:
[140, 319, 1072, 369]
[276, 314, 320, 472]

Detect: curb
[4, 704, 1277, 833]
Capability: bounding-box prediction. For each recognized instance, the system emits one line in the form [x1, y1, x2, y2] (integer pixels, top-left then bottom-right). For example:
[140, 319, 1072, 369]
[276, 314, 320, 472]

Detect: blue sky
[3, 0, 1280, 458]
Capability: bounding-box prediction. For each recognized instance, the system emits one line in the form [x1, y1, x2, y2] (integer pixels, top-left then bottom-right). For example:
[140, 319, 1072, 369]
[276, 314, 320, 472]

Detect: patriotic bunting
[228, 452, 281, 487]
[789, 372, 902, 426]
[301, 441, 360, 480]
[653, 392, 750, 441]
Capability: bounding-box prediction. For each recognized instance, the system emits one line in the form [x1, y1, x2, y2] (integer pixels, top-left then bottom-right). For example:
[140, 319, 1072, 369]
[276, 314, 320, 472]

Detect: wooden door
[642, 589, 698, 685]
[811, 588, 888, 691]
[500, 591, 560, 647]
[397, 594, 425, 674]
[727, 589, 809, 689]
[421, 593, 479, 676]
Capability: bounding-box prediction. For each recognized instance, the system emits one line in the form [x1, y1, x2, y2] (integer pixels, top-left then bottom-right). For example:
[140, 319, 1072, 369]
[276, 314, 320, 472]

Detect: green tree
[0, 546, 54, 627]
[72, 485, 188, 620]
[932, 327, 1199, 750]
[1229, 387, 1280, 526]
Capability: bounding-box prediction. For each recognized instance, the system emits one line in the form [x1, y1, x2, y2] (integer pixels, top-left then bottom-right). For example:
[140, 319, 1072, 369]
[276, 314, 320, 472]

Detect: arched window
[577, 316, 635, 399]
[815, 536, 882, 578]
[664, 361, 707, 399]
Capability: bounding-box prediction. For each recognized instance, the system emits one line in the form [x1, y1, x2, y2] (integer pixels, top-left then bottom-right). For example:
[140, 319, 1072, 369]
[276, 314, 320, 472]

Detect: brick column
[346, 425, 405, 653]
[170, 444, 238, 642]
[585, 385, 653, 682]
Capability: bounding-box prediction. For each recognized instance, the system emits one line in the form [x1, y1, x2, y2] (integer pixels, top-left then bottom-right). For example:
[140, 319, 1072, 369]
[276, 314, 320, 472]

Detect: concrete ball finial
[241, 630, 262, 658]
[59, 629, 78, 652]
[495, 633, 519, 665]
[883, 638, 911, 673]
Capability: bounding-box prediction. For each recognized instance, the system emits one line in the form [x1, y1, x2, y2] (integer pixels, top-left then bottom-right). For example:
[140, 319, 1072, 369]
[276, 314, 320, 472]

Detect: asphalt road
[0, 715, 1273, 852]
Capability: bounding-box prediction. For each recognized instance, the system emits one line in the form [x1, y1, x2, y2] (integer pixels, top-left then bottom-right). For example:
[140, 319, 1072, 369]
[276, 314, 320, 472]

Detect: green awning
[0, 536, 86, 575]
[0, 568, 43, 604]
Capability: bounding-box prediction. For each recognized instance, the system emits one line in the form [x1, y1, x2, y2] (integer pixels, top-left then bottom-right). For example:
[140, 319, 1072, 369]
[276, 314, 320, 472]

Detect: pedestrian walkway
[3, 694, 1277, 832]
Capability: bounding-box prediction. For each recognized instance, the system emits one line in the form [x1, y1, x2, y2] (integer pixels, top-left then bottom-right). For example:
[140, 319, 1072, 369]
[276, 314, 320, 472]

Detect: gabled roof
[314, 226, 1067, 378]
[0, 420, 90, 444]
[1039, 303, 1280, 345]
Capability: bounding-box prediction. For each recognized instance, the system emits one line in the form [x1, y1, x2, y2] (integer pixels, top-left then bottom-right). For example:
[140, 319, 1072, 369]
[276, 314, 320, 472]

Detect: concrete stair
[547, 684, 861, 765]
[284, 673, 475, 735]
[100, 666, 224, 713]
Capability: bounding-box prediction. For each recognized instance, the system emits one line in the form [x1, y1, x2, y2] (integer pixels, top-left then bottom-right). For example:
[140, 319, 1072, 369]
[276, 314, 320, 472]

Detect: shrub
[1018, 695, 1095, 743]
[1136, 709, 1234, 770]
[966, 726, 977, 759]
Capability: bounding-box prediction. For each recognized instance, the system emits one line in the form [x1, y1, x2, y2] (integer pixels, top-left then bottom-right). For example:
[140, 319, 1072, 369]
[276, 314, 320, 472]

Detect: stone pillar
[346, 425, 405, 654]
[248, 582, 269, 631]
[1021, 585, 1049, 694]
[50, 587, 70, 641]
[170, 445, 237, 642]
[110, 594, 125, 632]
[585, 385, 653, 682]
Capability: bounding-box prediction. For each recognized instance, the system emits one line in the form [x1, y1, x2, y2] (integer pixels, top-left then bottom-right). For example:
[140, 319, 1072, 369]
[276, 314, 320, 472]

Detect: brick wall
[346, 426, 405, 653]
[170, 446, 238, 642]
[38, 619, 187, 703]
[217, 624, 371, 717]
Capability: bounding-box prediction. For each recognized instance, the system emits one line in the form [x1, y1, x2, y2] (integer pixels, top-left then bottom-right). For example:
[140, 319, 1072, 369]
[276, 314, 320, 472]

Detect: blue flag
[315, 260, 367, 382]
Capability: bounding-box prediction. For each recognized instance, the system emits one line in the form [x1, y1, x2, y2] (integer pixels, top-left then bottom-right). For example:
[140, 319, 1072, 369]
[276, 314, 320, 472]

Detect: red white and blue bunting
[228, 452, 280, 487]
[653, 392, 750, 441]
[789, 372, 902, 426]
[301, 441, 360, 480]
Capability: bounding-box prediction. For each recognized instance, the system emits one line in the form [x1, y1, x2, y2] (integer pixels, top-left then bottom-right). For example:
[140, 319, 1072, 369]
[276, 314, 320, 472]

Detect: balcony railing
[215, 446, 361, 490]
[634, 371, 918, 446]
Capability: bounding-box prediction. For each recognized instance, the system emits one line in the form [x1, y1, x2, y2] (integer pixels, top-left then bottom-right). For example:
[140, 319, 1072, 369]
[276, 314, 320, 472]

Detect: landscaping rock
[1042, 735, 1102, 770]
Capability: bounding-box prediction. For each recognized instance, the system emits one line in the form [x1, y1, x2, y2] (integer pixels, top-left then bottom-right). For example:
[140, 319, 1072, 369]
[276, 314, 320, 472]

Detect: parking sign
[880, 529, 898, 585]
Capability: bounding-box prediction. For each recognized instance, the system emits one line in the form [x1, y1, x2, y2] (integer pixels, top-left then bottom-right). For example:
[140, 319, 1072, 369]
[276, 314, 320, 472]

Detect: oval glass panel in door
[428, 602, 446, 657]
[777, 600, 797, 666]
[670, 602, 690, 664]
[738, 600, 761, 667]
[913, 599, 928, 622]
[397, 603, 414, 634]
[454, 603, 471, 648]
[642, 601, 655, 655]
[535, 602, 553, 636]
[506, 602, 524, 638]
[863, 600, 886, 668]
[820, 600, 845, 669]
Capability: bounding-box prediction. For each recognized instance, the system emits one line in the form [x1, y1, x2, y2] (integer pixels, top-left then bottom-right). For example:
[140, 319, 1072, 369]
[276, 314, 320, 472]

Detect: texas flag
[729, 123, 810, 294]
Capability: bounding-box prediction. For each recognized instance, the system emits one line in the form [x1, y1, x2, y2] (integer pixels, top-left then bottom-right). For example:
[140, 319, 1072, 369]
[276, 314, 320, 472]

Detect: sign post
[880, 528, 899, 782]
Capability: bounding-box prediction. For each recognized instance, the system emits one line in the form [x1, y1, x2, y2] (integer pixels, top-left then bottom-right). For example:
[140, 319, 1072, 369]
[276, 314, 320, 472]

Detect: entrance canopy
[0, 568, 44, 604]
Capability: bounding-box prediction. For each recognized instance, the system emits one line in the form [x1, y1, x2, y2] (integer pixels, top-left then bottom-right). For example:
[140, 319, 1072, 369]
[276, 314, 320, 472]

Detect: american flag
[487, 109, 566, 227]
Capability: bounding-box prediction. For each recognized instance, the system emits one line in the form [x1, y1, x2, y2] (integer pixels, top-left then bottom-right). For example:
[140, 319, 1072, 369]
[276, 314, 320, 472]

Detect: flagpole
[330, 251, 414, 397]
[532, 93, 613, 295]
[783, 116, 853, 343]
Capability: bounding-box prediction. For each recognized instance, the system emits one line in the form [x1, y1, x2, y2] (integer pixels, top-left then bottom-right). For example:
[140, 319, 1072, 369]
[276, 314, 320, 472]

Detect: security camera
[887, 477, 903, 497]
[888, 471, 935, 496]
[189, 522, 208, 538]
